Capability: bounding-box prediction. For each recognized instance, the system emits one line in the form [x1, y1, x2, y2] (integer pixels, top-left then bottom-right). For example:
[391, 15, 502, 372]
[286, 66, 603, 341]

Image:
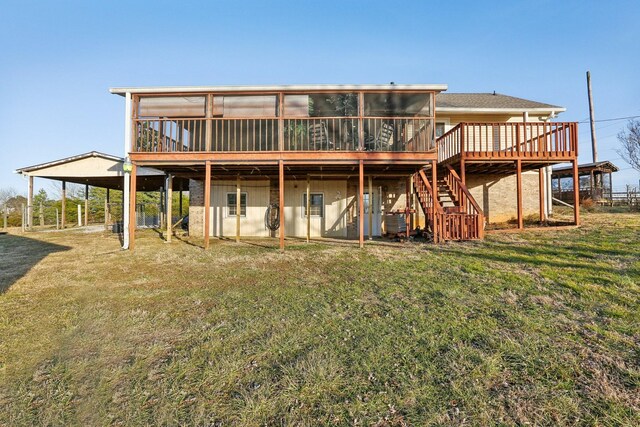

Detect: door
[363, 191, 382, 237]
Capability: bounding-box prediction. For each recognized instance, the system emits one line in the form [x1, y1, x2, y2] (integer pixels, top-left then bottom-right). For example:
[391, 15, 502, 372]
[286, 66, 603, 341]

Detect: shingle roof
[436, 93, 564, 112]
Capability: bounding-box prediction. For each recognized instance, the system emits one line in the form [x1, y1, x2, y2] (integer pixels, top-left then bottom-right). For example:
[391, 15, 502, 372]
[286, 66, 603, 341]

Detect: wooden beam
[539, 167, 545, 222]
[84, 184, 89, 227]
[166, 174, 173, 243]
[516, 159, 523, 230]
[104, 188, 110, 231]
[279, 160, 285, 251]
[405, 177, 411, 238]
[306, 175, 310, 243]
[431, 160, 439, 243]
[236, 175, 241, 243]
[368, 175, 373, 239]
[61, 181, 66, 229]
[572, 159, 580, 225]
[359, 160, 364, 248]
[27, 175, 33, 229]
[204, 161, 211, 249]
[129, 163, 137, 250]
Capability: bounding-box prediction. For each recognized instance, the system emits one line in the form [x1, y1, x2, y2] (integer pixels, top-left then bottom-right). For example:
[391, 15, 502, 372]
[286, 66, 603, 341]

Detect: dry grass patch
[1, 212, 639, 426]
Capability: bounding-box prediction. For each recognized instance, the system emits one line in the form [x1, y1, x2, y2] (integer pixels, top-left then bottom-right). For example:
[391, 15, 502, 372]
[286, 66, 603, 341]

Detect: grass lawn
[0, 212, 638, 426]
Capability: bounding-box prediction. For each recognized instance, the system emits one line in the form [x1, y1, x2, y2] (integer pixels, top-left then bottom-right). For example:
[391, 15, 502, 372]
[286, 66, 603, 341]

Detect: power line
[578, 115, 640, 124]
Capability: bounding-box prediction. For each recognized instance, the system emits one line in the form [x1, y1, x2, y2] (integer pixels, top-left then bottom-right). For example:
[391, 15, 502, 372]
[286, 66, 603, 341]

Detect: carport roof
[15, 151, 189, 191]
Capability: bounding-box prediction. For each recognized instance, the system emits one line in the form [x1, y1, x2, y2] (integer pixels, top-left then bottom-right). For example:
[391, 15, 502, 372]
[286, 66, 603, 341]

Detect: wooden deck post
[460, 160, 466, 210]
[236, 175, 241, 243]
[516, 159, 523, 230]
[279, 160, 285, 251]
[27, 175, 33, 229]
[368, 175, 373, 240]
[129, 163, 137, 250]
[359, 160, 364, 248]
[84, 184, 89, 226]
[61, 181, 66, 229]
[306, 175, 311, 243]
[572, 159, 580, 225]
[166, 174, 173, 243]
[405, 177, 411, 238]
[204, 161, 211, 249]
[539, 167, 546, 222]
[179, 190, 183, 217]
[105, 188, 110, 230]
[431, 160, 439, 243]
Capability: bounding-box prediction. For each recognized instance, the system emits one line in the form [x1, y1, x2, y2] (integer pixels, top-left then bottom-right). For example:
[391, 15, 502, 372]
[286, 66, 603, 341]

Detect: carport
[15, 151, 188, 235]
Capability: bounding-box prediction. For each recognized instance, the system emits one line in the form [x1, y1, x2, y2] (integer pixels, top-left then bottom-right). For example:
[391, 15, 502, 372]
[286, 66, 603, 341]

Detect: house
[108, 84, 580, 249]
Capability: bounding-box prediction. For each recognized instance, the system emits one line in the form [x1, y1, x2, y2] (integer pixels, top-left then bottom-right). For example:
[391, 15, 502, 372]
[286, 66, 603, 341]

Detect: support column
[129, 163, 137, 250]
[405, 177, 411, 238]
[368, 175, 373, 240]
[460, 160, 466, 210]
[61, 181, 66, 229]
[358, 160, 364, 248]
[539, 167, 546, 222]
[104, 188, 110, 230]
[166, 174, 173, 243]
[431, 160, 439, 243]
[572, 159, 580, 225]
[27, 175, 33, 229]
[179, 190, 183, 217]
[279, 160, 285, 251]
[236, 175, 241, 243]
[306, 175, 310, 243]
[516, 159, 523, 230]
[204, 161, 211, 249]
[84, 184, 89, 226]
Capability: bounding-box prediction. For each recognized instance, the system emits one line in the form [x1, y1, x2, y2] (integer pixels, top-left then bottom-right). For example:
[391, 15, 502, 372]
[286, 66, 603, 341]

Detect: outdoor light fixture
[122, 157, 133, 173]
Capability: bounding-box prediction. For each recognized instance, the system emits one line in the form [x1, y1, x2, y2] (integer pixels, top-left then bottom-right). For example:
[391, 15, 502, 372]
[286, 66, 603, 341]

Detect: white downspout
[122, 92, 132, 249]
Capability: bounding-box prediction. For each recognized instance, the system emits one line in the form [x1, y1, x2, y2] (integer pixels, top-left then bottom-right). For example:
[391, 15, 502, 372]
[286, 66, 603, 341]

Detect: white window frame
[301, 192, 324, 218]
[226, 192, 247, 217]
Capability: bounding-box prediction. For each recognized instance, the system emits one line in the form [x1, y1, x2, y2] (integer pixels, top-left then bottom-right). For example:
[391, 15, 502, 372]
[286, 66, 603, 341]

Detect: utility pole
[586, 71, 598, 163]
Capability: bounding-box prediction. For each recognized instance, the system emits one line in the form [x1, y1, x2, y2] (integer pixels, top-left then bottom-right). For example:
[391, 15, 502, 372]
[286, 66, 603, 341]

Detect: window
[302, 193, 324, 217]
[435, 122, 446, 138]
[227, 192, 247, 217]
[138, 96, 205, 117]
[364, 92, 432, 117]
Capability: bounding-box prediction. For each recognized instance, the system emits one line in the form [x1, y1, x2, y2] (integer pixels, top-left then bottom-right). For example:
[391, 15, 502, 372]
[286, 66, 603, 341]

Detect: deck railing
[441, 164, 484, 240]
[437, 122, 577, 163]
[133, 117, 434, 153]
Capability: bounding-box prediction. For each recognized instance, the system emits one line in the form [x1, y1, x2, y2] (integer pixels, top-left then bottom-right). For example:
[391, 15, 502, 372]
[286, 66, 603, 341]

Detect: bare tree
[617, 119, 640, 172]
[0, 187, 17, 207]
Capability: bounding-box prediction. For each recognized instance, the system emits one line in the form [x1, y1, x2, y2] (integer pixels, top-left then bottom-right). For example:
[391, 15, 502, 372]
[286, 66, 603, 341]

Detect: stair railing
[414, 170, 445, 243]
[443, 164, 485, 240]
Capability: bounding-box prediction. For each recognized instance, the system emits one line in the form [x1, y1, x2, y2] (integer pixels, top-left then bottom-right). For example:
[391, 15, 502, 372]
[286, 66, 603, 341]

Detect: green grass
[1, 212, 639, 426]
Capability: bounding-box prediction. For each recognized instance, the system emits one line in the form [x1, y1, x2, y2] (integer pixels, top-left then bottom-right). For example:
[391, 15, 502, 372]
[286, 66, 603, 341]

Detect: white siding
[208, 179, 270, 237]
[284, 180, 348, 238]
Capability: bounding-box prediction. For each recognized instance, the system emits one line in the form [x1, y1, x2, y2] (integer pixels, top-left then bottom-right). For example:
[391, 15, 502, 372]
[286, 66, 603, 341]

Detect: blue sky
[1, 0, 639, 194]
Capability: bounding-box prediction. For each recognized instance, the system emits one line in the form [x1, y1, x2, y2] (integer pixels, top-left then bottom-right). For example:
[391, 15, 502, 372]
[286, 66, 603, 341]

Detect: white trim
[438, 107, 566, 114]
[226, 192, 247, 218]
[301, 192, 324, 218]
[110, 84, 448, 96]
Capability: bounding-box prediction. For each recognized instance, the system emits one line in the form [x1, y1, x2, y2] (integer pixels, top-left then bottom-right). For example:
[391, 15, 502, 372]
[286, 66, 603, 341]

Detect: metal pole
[586, 71, 598, 163]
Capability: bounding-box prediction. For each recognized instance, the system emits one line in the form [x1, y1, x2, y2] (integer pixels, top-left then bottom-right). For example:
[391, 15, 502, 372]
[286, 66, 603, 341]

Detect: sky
[1, 0, 639, 195]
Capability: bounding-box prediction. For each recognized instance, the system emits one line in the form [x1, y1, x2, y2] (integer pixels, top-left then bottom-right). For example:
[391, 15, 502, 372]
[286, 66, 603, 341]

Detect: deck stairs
[412, 165, 484, 242]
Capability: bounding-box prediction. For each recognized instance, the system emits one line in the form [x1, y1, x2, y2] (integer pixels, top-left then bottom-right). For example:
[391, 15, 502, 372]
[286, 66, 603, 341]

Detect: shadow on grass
[0, 233, 71, 293]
